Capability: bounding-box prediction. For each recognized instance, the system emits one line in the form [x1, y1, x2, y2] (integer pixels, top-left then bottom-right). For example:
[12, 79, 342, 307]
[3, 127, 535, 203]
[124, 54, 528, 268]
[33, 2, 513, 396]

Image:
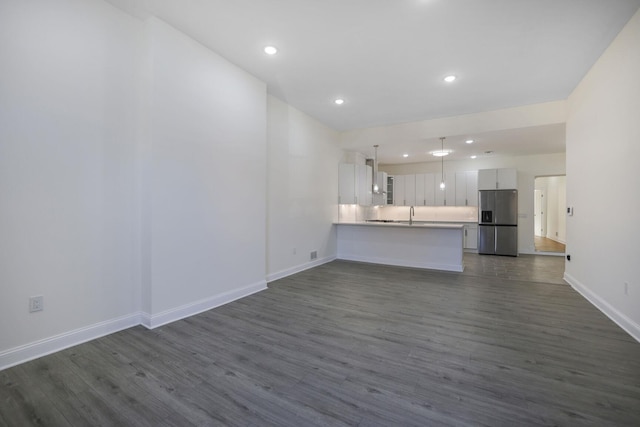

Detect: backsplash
[370, 205, 477, 222]
[339, 204, 478, 222]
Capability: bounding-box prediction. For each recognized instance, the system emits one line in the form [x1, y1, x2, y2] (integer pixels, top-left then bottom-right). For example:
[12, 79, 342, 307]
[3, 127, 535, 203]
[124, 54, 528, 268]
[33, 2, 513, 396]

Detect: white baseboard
[1, 281, 268, 371]
[0, 313, 141, 371]
[564, 273, 640, 343]
[140, 281, 267, 329]
[337, 254, 464, 273]
[267, 255, 336, 283]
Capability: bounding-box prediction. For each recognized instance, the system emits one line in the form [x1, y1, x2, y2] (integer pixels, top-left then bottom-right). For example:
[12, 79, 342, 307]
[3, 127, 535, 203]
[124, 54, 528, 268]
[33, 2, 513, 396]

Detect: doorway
[534, 176, 566, 253]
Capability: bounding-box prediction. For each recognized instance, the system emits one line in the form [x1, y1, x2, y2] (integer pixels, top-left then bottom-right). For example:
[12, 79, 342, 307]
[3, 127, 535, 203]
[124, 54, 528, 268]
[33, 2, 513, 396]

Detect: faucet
[409, 206, 415, 225]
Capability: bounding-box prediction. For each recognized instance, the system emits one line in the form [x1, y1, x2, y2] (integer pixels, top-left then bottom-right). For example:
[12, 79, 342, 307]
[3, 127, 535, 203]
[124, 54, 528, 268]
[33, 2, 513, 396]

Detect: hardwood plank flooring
[1, 254, 639, 426]
[535, 235, 566, 253]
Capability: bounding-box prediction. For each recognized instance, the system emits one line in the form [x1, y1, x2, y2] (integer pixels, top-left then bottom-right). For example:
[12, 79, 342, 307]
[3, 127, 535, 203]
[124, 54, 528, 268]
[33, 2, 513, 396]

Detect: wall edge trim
[140, 281, 267, 330]
[267, 256, 336, 283]
[564, 272, 640, 343]
[0, 313, 141, 371]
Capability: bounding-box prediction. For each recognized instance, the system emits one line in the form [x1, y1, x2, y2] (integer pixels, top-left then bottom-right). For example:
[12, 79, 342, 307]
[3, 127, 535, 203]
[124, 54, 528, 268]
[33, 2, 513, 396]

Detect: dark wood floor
[2, 254, 639, 426]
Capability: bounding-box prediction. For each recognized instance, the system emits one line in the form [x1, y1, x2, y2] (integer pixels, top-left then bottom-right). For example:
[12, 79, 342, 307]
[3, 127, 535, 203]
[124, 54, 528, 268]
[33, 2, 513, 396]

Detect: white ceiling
[106, 0, 640, 163]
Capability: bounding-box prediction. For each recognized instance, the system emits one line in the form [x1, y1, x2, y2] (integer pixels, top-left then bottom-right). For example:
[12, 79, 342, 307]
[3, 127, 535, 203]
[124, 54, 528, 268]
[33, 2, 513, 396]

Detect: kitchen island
[335, 221, 465, 272]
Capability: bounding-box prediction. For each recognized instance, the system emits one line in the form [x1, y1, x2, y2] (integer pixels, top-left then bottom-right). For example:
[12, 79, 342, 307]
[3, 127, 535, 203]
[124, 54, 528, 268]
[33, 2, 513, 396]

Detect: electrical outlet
[310, 250, 318, 260]
[29, 295, 44, 313]
[624, 282, 629, 295]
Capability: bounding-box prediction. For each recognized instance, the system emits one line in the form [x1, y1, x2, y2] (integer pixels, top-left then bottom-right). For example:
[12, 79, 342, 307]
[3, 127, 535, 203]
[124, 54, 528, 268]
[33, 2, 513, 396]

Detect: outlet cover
[29, 295, 44, 313]
[310, 250, 318, 260]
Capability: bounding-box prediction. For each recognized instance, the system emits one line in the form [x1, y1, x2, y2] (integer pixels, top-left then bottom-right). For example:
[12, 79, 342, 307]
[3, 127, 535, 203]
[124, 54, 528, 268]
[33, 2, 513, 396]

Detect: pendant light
[439, 137, 446, 190]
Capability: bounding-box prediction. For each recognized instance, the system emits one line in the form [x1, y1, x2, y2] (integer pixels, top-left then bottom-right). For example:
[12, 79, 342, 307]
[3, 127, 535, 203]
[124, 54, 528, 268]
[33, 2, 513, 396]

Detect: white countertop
[335, 221, 465, 229]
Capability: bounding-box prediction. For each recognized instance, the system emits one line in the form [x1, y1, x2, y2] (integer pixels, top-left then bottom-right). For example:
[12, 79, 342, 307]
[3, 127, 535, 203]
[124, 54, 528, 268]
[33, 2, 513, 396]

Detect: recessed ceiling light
[471, 155, 477, 159]
[334, 98, 345, 105]
[264, 46, 278, 55]
[444, 75, 456, 83]
[403, 154, 409, 158]
[466, 139, 474, 144]
[431, 150, 451, 157]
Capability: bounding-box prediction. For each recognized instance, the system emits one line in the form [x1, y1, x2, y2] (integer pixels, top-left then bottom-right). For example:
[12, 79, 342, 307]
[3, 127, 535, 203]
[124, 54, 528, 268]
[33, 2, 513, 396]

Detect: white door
[534, 190, 546, 237]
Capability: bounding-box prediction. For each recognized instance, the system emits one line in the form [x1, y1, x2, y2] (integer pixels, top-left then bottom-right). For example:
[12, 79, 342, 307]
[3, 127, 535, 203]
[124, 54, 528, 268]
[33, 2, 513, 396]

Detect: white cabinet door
[497, 168, 517, 189]
[424, 173, 436, 206]
[478, 169, 497, 190]
[394, 175, 406, 206]
[466, 171, 478, 206]
[455, 172, 467, 206]
[357, 164, 372, 206]
[415, 174, 426, 206]
[464, 224, 478, 250]
[478, 168, 517, 190]
[338, 164, 356, 204]
[444, 172, 456, 206]
[435, 179, 445, 206]
[456, 171, 479, 206]
[372, 171, 387, 206]
[404, 174, 416, 206]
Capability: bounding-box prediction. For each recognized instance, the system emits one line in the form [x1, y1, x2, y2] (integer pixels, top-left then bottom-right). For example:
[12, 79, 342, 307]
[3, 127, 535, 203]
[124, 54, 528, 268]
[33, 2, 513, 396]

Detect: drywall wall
[381, 153, 566, 254]
[266, 96, 342, 281]
[340, 101, 566, 150]
[141, 18, 268, 326]
[565, 9, 640, 341]
[0, 1, 271, 368]
[0, 0, 142, 364]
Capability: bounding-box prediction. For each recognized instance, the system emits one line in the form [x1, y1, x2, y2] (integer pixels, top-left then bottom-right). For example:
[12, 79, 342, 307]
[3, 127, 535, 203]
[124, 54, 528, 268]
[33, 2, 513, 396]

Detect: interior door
[534, 189, 546, 237]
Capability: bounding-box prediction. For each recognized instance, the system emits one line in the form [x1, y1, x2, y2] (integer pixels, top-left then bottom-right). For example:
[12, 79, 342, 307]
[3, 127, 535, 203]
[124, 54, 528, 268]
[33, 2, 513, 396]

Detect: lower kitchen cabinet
[464, 224, 478, 250]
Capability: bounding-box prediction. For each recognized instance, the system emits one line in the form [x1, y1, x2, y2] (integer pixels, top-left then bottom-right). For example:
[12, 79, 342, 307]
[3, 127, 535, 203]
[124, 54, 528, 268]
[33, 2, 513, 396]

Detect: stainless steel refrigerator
[478, 189, 518, 256]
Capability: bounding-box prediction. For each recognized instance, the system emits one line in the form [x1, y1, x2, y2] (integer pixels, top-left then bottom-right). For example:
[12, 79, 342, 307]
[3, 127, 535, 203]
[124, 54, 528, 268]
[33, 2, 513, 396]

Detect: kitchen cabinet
[435, 172, 456, 206]
[478, 168, 517, 190]
[455, 171, 479, 206]
[386, 175, 394, 205]
[372, 171, 388, 206]
[339, 163, 372, 205]
[415, 173, 436, 206]
[393, 175, 405, 206]
[358, 164, 372, 206]
[404, 174, 416, 206]
[339, 163, 356, 204]
[463, 224, 478, 250]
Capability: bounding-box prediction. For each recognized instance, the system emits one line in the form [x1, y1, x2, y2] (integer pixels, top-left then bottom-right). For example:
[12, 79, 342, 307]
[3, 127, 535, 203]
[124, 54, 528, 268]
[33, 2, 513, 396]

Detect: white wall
[0, 0, 142, 361]
[381, 153, 566, 254]
[565, 10, 640, 341]
[267, 96, 341, 281]
[141, 18, 268, 326]
[0, 1, 271, 368]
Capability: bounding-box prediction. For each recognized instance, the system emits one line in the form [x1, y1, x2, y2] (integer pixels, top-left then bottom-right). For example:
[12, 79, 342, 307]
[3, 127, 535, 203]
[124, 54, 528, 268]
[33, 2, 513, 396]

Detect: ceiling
[106, 0, 640, 163]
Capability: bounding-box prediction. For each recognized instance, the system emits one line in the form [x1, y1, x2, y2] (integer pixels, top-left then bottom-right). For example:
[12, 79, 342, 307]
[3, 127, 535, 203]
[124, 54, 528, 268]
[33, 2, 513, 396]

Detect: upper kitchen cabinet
[478, 168, 517, 190]
[415, 173, 436, 206]
[455, 171, 479, 206]
[339, 163, 372, 205]
[393, 175, 406, 206]
[435, 172, 456, 206]
[372, 171, 388, 206]
[339, 163, 356, 204]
